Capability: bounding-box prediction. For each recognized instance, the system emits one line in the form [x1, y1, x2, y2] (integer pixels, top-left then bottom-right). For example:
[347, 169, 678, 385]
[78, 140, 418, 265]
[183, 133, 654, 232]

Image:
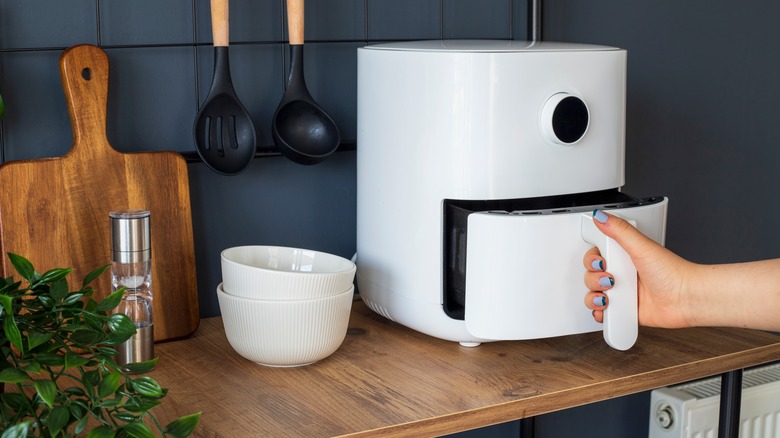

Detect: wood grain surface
[146, 300, 780, 437]
[0, 44, 199, 341]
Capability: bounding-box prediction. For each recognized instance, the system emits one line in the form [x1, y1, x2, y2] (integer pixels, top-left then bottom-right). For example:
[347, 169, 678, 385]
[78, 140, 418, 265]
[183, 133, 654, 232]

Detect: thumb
[592, 209, 659, 259]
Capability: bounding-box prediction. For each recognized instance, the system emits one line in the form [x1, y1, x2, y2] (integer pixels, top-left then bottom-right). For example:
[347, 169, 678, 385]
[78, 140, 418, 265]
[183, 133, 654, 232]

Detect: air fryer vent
[363, 298, 394, 321]
[672, 363, 780, 399]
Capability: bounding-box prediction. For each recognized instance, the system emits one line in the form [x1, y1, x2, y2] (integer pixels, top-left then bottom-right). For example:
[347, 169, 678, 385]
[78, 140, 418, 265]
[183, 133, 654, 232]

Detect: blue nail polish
[593, 296, 606, 307]
[593, 209, 608, 223]
[598, 276, 614, 288]
[591, 259, 604, 271]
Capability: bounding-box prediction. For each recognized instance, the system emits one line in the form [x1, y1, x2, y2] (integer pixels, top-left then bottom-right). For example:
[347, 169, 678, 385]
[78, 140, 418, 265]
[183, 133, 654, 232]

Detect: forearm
[686, 259, 780, 331]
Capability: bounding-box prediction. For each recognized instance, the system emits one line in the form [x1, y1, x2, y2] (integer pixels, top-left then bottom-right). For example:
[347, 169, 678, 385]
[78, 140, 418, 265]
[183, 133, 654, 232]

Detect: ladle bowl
[271, 0, 340, 165]
[272, 90, 340, 164]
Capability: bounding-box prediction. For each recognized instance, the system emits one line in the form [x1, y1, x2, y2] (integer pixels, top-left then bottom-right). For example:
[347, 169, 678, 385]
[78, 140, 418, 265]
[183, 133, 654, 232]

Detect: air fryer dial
[541, 93, 590, 145]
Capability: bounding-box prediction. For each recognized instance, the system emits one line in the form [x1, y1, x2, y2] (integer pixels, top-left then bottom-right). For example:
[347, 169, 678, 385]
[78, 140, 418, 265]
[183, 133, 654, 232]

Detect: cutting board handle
[59, 44, 115, 160]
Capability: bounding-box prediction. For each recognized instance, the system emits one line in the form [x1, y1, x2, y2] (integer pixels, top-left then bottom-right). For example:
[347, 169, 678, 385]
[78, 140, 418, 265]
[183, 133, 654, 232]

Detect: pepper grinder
[110, 210, 154, 368]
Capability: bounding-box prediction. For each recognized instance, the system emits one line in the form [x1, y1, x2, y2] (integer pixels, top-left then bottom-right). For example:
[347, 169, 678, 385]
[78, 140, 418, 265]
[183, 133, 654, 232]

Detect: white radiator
[649, 363, 780, 438]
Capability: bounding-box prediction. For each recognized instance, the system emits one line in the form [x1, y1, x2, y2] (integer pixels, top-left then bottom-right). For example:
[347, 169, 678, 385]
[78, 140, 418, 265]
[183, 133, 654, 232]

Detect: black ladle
[272, 0, 340, 165]
[193, 0, 257, 175]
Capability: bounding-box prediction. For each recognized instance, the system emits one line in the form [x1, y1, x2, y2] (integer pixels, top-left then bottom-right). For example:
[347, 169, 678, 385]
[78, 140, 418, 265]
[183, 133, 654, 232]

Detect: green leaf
[98, 347, 118, 357]
[84, 297, 98, 312]
[70, 329, 100, 347]
[3, 313, 23, 352]
[68, 402, 85, 419]
[0, 367, 27, 383]
[121, 358, 158, 374]
[64, 352, 90, 370]
[123, 398, 160, 413]
[33, 379, 57, 408]
[165, 412, 201, 438]
[1, 421, 31, 438]
[83, 369, 100, 387]
[0, 293, 12, 316]
[63, 292, 85, 306]
[114, 411, 138, 422]
[37, 295, 55, 309]
[98, 371, 121, 398]
[27, 330, 54, 350]
[36, 267, 72, 285]
[74, 415, 89, 435]
[96, 288, 125, 312]
[83, 264, 110, 288]
[19, 360, 41, 373]
[130, 377, 163, 398]
[104, 314, 136, 345]
[64, 387, 86, 397]
[82, 312, 105, 332]
[98, 397, 121, 408]
[48, 406, 70, 438]
[121, 422, 154, 438]
[1, 393, 28, 411]
[8, 253, 35, 282]
[87, 425, 115, 438]
[49, 278, 69, 301]
[35, 352, 64, 367]
[0, 279, 22, 294]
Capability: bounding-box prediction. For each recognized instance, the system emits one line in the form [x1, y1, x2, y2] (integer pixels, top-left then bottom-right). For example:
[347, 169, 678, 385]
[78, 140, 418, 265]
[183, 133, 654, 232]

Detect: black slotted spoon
[193, 0, 257, 175]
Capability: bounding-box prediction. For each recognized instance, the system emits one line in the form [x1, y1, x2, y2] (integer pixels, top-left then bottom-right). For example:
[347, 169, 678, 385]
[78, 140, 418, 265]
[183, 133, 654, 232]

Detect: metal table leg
[718, 369, 743, 438]
[520, 416, 535, 438]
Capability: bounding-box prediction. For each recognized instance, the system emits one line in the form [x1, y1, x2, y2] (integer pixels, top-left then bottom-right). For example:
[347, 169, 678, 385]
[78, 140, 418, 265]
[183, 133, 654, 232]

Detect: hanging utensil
[193, 0, 257, 175]
[271, 0, 340, 165]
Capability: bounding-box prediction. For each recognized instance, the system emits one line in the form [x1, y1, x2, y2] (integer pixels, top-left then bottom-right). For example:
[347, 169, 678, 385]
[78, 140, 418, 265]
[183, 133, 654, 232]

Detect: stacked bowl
[218, 245, 356, 367]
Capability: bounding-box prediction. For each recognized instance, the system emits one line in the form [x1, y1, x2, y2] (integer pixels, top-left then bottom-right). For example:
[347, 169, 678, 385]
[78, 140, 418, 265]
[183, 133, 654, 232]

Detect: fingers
[583, 246, 604, 271]
[584, 243, 610, 324]
[592, 209, 659, 259]
[585, 210, 653, 325]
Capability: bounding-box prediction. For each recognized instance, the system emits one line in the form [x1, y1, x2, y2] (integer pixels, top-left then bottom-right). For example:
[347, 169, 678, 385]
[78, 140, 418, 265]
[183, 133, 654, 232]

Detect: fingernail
[591, 259, 604, 271]
[593, 296, 606, 307]
[593, 209, 608, 223]
[598, 276, 614, 288]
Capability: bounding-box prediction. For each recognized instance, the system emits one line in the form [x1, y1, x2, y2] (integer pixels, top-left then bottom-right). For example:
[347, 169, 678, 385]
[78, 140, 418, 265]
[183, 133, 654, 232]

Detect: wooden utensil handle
[59, 44, 111, 159]
[287, 0, 304, 45]
[211, 0, 229, 47]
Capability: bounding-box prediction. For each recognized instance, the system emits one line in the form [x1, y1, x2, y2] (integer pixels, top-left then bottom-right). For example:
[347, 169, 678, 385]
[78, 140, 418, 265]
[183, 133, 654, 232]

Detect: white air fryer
[356, 40, 668, 350]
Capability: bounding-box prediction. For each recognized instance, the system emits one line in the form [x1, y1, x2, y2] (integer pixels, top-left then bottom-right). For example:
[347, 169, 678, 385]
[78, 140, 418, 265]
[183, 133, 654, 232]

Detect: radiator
[648, 362, 780, 438]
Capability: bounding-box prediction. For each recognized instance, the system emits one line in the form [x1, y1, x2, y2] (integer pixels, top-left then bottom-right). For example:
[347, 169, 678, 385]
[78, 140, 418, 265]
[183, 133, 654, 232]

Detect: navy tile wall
[304, 0, 365, 41]
[0, 0, 97, 49]
[367, 0, 441, 40]
[0, 50, 71, 161]
[105, 47, 196, 153]
[99, 0, 194, 46]
[443, 0, 513, 39]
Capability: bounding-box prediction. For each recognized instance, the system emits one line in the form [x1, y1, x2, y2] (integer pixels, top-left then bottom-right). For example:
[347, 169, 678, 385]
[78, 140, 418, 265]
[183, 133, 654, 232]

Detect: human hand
[583, 210, 693, 328]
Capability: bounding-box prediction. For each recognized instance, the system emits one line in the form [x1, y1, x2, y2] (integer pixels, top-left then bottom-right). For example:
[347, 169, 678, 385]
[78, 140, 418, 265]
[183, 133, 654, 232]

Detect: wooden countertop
[148, 300, 780, 437]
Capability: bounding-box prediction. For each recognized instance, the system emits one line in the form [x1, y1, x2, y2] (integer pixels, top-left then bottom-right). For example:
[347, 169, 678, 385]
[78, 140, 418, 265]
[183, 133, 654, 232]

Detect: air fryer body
[356, 40, 667, 345]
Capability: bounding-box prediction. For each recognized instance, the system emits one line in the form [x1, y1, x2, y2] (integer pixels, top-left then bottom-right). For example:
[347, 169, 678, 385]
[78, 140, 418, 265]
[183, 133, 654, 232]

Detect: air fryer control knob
[541, 93, 590, 145]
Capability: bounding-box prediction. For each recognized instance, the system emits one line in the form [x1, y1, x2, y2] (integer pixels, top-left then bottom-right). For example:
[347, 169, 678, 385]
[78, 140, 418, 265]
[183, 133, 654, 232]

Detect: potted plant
[0, 253, 200, 437]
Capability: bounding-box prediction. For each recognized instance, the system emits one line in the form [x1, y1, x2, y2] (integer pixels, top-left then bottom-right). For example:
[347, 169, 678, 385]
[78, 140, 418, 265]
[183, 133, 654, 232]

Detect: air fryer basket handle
[581, 214, 638, 351]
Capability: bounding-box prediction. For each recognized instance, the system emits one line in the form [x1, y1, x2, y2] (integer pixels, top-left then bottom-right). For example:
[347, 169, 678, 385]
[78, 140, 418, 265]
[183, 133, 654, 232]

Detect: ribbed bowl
[216, 283, 353, 367]
[221, 245, 356, 300]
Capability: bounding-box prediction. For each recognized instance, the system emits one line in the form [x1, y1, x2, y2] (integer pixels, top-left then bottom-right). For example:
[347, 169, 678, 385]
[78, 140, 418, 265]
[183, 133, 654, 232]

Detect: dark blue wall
[2, 1, 778, 437]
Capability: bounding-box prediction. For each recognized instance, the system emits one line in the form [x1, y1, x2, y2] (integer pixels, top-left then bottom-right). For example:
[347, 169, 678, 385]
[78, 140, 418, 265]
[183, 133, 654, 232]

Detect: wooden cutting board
[0, 44, 199, 342]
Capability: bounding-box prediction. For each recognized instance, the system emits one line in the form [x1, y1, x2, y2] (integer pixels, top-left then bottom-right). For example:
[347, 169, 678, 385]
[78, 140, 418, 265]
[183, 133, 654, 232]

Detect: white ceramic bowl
[216, 283, 353, 367]
[221, 245, 356, 300]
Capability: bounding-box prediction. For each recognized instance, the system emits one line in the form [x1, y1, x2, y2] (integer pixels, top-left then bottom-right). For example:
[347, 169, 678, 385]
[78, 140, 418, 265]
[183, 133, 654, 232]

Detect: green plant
[0, 253, 200, 437]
